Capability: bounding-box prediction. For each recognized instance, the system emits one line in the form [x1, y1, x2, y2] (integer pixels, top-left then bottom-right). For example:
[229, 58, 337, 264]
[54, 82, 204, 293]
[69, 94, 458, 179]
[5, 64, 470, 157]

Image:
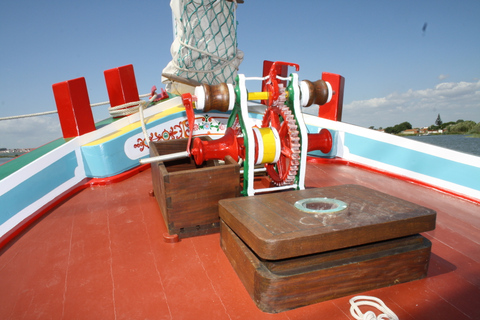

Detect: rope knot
[349, 296, 399, 320]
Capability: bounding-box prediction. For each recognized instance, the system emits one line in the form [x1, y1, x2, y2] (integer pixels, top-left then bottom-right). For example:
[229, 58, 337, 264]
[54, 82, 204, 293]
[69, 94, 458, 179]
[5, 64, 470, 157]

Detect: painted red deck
[1, 160, 479, 319]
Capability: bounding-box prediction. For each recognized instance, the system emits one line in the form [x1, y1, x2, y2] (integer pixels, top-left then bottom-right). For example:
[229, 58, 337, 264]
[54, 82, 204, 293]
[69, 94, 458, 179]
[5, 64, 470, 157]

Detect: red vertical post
[52, 77, 96, 139]
[104, 64, 139, 116]
[261, 60, 288, 105]
[318, 72, 345, 121]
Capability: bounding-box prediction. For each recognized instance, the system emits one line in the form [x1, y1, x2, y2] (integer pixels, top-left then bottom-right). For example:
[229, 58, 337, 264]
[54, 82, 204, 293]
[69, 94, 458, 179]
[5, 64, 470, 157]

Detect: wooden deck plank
[428, 224, 480, 263]
[1, 162, 479, 319]
[105, 187, 172, 319]
[61, 191, 118, 320]
[426, 235, 480, 286]
[373, 283, 473, 320]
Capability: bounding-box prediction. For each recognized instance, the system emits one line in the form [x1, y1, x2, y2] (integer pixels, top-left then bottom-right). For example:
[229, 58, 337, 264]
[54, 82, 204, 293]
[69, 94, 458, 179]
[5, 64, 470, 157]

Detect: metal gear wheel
[261, 85, 301, 186]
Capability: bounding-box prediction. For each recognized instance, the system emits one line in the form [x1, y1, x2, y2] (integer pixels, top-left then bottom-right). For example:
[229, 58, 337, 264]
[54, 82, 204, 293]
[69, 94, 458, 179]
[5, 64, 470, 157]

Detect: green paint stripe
[0, 138, 67, 181]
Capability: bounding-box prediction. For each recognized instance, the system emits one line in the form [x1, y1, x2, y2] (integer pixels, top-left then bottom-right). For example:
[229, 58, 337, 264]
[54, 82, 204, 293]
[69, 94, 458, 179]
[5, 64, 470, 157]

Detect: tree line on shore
[429, 119, 480, 135]
[370, 115, 480, 135]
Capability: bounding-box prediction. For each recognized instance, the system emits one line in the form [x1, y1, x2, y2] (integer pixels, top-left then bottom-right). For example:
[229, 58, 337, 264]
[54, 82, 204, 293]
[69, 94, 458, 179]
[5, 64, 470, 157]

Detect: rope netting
[162, 0, 244, 94]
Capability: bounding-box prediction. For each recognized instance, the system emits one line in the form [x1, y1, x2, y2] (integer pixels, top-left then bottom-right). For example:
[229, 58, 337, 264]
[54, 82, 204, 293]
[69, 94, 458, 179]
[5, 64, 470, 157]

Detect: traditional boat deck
[1, 160, 479, 319]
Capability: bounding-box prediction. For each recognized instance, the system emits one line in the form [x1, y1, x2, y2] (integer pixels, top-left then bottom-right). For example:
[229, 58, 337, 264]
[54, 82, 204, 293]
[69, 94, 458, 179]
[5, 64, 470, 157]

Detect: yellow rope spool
[252, 127, 281, 165]
[247, 91, 289, 101]
[248, 92, 269, 101]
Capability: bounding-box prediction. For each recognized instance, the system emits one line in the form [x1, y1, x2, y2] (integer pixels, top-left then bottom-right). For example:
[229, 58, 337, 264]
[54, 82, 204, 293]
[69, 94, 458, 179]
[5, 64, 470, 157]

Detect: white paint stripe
[0, 173, 85, 238]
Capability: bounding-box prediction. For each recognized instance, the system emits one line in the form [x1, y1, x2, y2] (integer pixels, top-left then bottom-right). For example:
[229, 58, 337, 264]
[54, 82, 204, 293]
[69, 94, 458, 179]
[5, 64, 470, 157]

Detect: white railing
[0, 93, 151, 121]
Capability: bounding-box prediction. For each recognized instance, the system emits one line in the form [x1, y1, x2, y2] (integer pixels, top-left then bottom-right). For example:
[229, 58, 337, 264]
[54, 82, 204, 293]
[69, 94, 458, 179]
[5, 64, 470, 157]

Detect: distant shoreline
[397, 133, 480, 138]
[403, 133, 480, 138]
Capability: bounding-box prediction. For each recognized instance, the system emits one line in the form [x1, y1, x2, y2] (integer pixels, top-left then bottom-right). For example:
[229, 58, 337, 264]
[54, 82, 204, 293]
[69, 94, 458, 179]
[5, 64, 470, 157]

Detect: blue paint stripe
[82, 110, 230, 178]
[345, 133, 480, 190]
[82, 141, 138, 178]
[0, 152, 78, 225]
[81, 111, 190, 178]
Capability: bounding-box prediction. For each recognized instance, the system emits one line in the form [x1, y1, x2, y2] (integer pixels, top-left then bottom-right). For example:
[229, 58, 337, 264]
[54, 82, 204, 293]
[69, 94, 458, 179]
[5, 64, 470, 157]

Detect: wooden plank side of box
[150, 138, 240, 238]
[150, 144, 169, 227]
[261, 235, 428, 276]
[164, 156, 239, 234]
[220, 221, 431, 314]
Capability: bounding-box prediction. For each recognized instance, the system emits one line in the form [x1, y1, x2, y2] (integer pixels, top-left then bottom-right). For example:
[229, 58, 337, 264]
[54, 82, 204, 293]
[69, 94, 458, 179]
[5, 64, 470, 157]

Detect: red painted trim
[0, 163, 151, 250]
[86, 163, 151, 186]
[318, 72, 345, 121]
[261, 60, 288, 105]
[307, 156, 480, 205]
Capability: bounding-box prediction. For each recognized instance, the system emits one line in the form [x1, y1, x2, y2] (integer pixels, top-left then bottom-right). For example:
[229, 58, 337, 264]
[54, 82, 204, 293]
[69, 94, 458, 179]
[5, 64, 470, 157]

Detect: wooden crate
[219, 184, 436, 312]
[221, 221, 431, 313]
[150, 137, 240, 238]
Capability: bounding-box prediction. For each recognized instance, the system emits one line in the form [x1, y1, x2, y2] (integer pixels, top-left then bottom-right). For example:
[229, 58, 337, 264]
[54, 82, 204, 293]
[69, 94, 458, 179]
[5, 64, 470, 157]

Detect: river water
[1, 135, 479, 167]
[0, 158, 13, 165]
[405, 134, 480, 156]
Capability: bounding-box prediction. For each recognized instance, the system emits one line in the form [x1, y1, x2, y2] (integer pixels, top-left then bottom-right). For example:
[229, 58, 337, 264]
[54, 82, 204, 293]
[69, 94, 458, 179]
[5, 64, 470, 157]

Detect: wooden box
[219, 184, 436, 313]
[150, 137, 240, 238]
[221, 221, 431, 313]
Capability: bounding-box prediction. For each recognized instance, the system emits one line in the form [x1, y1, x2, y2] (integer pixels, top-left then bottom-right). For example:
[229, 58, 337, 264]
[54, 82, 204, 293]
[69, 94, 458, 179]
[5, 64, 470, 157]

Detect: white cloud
[0, 115, 62, 149]
[438, 74, 449, 81]
[343, 80, 480, 128]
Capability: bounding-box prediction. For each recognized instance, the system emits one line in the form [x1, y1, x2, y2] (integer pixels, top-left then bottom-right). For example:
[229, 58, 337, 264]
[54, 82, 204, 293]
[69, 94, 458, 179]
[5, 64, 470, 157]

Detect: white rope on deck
[349, 296, 399, 320]
[0, 93, 151, 121]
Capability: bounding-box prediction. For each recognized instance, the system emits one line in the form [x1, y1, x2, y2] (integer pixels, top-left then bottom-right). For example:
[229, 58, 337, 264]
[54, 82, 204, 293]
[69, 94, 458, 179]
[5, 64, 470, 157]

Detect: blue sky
[1, 0, 479, 148]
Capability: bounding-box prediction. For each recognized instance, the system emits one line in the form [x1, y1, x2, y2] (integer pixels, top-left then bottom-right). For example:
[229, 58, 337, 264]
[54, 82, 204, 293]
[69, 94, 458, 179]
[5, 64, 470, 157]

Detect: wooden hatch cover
[218, 184, 436, 260]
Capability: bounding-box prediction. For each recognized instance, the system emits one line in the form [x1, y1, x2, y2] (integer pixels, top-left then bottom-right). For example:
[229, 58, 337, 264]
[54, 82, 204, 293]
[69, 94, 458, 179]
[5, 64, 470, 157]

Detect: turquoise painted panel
[81, 111, 189, 178]
[82, 109, 337, 178]
[0, 151, 78, 225]
[81, 138, 137, 178]
[81, 110, 231, 178]
[345, 133, 480, 190]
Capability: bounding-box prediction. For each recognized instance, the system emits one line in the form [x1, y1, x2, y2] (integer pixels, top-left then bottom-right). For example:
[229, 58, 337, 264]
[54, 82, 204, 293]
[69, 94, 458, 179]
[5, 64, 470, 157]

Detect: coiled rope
[349, 296, 399, 320]
[137, 93, 190, 165]
[138, 94, 157, 144]
[108, 100, 145, 117]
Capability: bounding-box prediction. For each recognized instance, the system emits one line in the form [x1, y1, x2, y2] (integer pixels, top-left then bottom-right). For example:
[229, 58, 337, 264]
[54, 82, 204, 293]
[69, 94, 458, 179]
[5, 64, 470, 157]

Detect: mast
[162, 0, 244, 95]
